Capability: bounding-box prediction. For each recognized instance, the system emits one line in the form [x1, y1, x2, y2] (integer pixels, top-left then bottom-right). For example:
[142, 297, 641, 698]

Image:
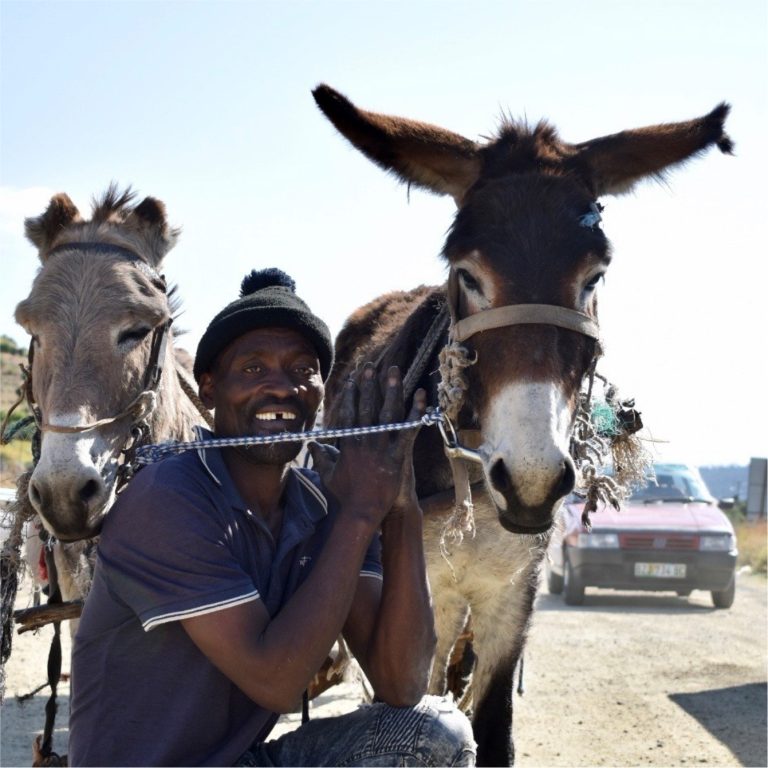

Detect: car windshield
[629, 463, 715, 503]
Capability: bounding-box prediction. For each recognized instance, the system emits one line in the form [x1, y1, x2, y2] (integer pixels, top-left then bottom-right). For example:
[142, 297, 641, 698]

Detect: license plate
[634, 562, 687, 578]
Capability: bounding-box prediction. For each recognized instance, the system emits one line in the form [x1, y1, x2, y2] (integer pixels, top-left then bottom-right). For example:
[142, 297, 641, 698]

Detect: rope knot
[437, 342, 476, 421]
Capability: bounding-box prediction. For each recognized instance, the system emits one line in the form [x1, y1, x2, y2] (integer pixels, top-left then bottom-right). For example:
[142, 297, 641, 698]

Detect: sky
[1, 0, 766, 469]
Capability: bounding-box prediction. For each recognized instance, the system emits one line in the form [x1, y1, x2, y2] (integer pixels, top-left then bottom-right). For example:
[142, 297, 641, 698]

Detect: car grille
[619, 534, 699, 550]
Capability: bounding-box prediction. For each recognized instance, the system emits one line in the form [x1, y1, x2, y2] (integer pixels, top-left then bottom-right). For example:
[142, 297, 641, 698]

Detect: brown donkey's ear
[313, 84, 483, 205]
[25, 193, 83, 260]
[126, 196, 181, 265]
[573, 103, 733, 197]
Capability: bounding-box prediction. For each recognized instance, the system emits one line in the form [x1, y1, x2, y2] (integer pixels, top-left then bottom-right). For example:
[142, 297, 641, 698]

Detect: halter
[435, 266, 603, 535]
[451, 303, 599, 344]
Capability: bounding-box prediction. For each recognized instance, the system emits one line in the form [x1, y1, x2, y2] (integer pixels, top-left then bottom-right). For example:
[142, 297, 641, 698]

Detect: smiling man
[68, 269, 475, 767]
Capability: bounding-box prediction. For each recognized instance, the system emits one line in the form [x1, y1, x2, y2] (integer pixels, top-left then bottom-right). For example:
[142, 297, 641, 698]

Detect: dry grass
[0, 439, 32, 488]
[735, 519, 767, 574]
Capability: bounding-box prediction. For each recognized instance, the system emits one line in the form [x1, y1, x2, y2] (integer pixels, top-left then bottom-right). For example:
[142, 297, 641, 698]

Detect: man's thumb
[307, 441, 339, 476]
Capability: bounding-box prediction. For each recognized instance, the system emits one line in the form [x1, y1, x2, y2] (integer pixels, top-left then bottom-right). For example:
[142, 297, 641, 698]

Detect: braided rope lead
[134, 410, 444, 465]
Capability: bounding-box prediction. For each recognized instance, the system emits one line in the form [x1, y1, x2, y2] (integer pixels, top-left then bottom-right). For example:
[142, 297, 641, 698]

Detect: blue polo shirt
[69, 433, 382, 767]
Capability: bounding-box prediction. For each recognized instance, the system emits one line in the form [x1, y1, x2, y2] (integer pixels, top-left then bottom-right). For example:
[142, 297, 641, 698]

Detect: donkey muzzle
[487, 453, 576, 533]
[28, 427, 117, 540]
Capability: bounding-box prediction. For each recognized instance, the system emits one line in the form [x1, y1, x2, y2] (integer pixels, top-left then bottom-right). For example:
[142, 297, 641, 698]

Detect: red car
[546, 463, 738, 608]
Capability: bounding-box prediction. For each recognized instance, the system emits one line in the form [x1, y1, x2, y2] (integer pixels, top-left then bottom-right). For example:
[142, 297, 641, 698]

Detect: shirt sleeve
[360, 530, 383, 581]
[97, 463, 260, 631]
[299, 467, 384, 581]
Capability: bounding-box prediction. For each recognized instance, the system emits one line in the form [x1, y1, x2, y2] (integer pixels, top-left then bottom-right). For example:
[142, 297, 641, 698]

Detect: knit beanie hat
[193, 268, 334, 382]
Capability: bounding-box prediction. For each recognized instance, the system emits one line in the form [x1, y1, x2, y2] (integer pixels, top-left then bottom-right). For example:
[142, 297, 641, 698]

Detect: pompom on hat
[193, 268, 334, 382]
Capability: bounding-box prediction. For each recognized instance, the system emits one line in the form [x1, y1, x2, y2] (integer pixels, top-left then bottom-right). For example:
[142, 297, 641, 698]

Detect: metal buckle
[436, 411, 484, 464]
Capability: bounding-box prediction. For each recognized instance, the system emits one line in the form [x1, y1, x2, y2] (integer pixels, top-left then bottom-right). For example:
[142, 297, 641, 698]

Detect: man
[69, 268, 475, 766]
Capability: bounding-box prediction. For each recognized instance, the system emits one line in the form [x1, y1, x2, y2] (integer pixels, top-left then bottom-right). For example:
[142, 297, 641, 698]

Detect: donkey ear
[573, 103, 733, 197]
[313, 84, 482, 204]
[25, 193, 83, 259]
[127, 196, 180, 264]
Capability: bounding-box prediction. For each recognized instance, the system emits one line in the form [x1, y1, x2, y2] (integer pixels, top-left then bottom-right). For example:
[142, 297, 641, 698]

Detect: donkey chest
[423, 497, 546, 603]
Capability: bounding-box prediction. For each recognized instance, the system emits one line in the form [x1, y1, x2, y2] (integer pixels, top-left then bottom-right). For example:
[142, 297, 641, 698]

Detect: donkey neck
[149, 338, 205, 443]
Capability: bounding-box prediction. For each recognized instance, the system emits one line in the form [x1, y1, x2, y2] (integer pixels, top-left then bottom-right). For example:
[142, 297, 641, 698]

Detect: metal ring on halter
[436, 411, 484, 465]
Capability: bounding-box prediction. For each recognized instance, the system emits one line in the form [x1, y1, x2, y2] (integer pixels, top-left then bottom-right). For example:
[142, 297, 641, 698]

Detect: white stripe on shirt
[143, 590, 260, 632]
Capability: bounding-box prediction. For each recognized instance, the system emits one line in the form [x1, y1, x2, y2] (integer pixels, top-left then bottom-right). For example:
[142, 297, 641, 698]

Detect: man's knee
[414, 695, 476, 766]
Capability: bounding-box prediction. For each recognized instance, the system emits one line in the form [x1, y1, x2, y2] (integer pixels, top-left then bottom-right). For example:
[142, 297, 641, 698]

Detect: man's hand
[309, 363, 426, 527]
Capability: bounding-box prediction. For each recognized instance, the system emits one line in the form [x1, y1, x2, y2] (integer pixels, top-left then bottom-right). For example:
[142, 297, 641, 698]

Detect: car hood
[570, 501, 734, 534]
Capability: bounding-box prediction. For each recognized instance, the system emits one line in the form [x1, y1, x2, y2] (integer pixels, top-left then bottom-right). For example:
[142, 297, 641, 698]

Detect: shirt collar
[193, 427, 328, 524]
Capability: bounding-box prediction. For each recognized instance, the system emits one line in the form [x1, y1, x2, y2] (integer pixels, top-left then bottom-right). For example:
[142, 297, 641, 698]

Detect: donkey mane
[327, 285, 440, 406]
[89, 184, 141, 222]
[480, 118, 574, 178]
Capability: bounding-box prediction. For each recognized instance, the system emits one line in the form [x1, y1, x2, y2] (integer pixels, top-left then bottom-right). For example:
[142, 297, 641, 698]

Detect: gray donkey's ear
[25, 193, 83, 260]
[126, 196, 181, 265]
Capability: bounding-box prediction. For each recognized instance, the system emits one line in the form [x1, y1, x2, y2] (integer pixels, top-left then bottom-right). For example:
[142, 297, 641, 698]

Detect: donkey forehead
[443, 175, 610, 272]
[16, 252, 167, 329]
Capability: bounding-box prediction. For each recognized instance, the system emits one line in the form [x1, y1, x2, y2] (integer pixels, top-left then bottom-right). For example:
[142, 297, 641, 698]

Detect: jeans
[236, 695, 476, 767]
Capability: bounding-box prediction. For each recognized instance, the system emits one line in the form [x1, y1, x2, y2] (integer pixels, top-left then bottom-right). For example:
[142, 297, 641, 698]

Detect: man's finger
[395, 387, 428, 458]
[394, 389, 427, 462]
[407, 387, 428, 423]
[357, 362, 379, 427]
[379, 366, 404, 425]
[307, 441, 339, 477]
[337, 376, 357, 429]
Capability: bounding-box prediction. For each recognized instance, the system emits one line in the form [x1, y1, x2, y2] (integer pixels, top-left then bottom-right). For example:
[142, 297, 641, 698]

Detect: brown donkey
[313, 85, 732, 766]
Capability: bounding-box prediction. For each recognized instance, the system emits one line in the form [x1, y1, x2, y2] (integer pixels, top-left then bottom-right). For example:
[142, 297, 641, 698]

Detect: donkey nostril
[489, 458, 512, 493]
[79, 479, 101, 504]
[29, 481, 43, 508]
[556, 458, 576, 499]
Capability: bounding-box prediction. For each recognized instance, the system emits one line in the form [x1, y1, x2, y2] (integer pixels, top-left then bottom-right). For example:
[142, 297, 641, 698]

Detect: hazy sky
[1, 0, 766, 467]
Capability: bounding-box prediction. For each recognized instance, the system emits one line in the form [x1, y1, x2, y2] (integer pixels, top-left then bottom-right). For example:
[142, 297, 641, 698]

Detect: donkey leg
[468, 569, 541, 766]
[472, 651, 519, 766]
[428, 587, 469, 697]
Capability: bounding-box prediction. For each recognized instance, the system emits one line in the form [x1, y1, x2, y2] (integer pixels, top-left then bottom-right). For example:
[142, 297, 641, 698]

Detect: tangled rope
[571, 377, 653, 529]
[437, 341, 479, 547]
[436, 339, 653, 540]
[437, 341, 476, 422]
[0, 472, 36, 699]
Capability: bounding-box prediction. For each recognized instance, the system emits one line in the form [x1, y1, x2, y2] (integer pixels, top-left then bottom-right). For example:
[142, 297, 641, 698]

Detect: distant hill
[699, 465, 749, 501]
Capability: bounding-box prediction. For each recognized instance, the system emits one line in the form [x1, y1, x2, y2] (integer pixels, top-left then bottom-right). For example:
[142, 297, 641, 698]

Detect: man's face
[199, 327, 324, 465]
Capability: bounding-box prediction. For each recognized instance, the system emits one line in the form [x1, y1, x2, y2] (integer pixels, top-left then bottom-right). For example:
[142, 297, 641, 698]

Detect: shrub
[735, 519, 767, 574]
[0, 335, 26, 356]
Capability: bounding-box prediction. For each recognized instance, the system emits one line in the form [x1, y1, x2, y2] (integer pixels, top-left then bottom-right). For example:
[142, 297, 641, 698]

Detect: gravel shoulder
[1, 572, 765, 767]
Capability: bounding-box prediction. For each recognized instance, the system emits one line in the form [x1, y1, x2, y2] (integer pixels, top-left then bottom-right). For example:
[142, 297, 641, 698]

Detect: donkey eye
[584, 273, 605, 292]
[457, 268, 481, 293]
[118, 327, 152, 347]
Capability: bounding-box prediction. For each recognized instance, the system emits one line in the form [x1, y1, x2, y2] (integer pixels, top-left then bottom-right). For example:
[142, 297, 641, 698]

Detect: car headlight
[577, 532, 619, 549]
[699, 534, 735, 552]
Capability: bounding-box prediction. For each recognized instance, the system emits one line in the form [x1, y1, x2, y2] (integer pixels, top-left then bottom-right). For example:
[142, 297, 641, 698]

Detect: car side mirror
[718, 498, 735, 511]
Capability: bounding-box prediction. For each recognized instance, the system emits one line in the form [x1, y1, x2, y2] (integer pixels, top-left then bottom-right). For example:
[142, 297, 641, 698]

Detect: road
[1, 573, 765, 766]
[513, 571, 767, 767]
